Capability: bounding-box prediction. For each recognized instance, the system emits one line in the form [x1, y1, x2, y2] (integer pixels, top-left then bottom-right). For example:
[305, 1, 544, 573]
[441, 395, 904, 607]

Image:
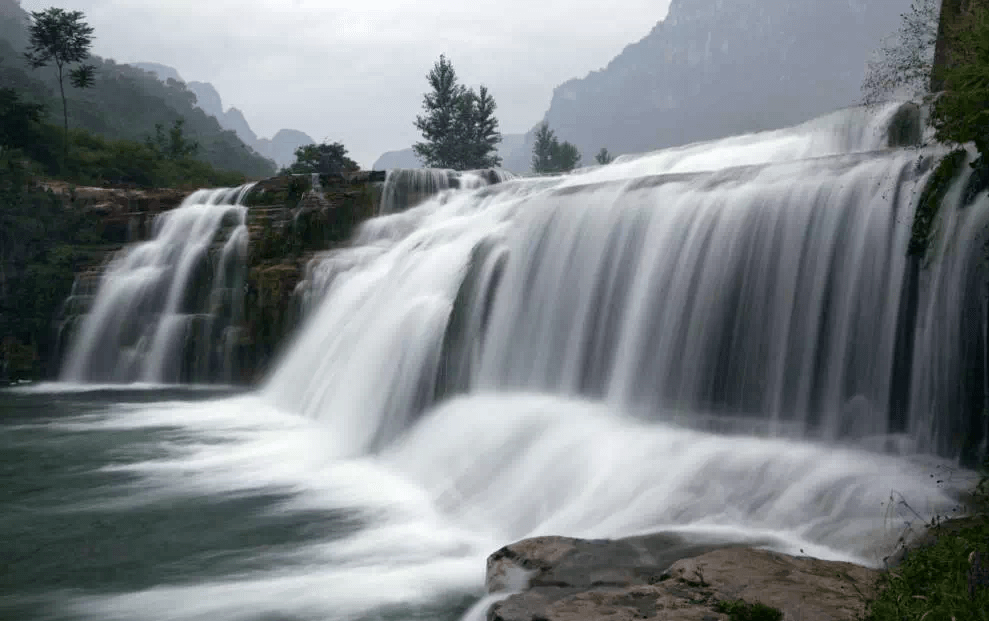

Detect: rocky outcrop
[484, 535, 879, 621]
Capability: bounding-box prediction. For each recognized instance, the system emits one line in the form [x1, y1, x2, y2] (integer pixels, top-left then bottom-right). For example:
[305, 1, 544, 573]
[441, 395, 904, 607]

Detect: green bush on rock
[908, 149, 968, 258]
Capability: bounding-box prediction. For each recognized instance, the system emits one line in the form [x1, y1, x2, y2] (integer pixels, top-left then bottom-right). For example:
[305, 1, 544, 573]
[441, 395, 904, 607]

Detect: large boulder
[485, 535, 879, 621]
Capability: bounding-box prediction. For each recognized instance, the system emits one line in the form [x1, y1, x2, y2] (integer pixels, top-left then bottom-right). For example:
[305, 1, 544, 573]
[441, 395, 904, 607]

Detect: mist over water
[16, 103, 987, 621]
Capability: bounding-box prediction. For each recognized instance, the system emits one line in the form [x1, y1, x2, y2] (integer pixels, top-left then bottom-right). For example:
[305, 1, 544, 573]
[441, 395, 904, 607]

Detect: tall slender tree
[414, 55, 463, 169]
[861, 0, 940, 105]
[531, 122, 557, 173]
[24, 8, 95, 163]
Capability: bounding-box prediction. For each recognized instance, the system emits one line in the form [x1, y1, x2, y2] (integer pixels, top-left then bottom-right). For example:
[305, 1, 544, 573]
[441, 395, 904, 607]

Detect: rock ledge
[484, 535, 878, 621]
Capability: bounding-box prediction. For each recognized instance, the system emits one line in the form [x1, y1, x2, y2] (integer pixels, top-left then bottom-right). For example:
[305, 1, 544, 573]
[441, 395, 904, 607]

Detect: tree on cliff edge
[414, 55, 502, 170]
[931, 4, 989, 165]
[24, 8, 95, 164]
[861, 0, 940, 105]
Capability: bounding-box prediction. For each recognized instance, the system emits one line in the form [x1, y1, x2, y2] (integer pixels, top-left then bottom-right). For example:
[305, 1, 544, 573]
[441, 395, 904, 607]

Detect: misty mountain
[373, 133, 527, 171]
[132, 62, 315, 169]
[0, 4, 274, 178]
[501, 0, 912, 172]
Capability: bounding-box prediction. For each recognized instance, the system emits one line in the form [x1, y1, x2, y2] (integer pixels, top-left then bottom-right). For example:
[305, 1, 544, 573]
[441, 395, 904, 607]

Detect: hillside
[133, 63, 316, 170]
[0, 0, 275, 179]
[502, 0, 914, 171]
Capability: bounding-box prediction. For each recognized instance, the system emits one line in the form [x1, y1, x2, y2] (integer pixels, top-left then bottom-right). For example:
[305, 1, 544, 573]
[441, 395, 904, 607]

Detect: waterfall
[59, 185, 254, 384]
[264, 103, 989, 464]
[378, 168, 516, 215]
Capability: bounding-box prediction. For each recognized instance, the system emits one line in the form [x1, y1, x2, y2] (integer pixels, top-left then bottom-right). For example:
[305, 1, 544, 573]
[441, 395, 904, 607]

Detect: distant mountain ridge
[500, 0, 914, 172]
[0, 1, 274, 178]
[131, 62, 315, 169]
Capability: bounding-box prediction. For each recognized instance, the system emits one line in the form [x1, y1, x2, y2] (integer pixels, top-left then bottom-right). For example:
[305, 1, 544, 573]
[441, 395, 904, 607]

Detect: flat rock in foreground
[485, 535, 879, 621]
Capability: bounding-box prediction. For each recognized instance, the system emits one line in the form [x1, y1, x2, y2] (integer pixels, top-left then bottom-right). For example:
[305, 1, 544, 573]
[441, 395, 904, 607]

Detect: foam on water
[48, 104, 989, 621]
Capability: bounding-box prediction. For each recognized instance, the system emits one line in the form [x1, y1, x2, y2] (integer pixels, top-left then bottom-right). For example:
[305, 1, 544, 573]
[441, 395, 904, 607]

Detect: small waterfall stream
[59, 185, 254, 384]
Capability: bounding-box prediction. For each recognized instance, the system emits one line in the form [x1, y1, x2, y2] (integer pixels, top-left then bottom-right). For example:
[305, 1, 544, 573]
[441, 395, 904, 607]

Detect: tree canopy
[930, 4, 989, 164]
[280, 142, 359, 175]
[861, 0, 940, 106]
[413, 55, 502, 170]
[531, 122, 582, 173]
[24, 8, 95, 162]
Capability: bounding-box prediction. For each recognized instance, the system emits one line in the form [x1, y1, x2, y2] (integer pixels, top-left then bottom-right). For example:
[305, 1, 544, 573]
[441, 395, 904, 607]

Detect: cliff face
[503, 0, 912, 171]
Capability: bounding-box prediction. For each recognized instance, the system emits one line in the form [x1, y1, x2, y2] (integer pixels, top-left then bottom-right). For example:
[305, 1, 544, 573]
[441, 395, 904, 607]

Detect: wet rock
[485, 535, 879, 621]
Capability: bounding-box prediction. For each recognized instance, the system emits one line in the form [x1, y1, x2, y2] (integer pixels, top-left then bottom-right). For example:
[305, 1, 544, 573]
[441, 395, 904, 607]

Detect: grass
[865, 457, 989, 621]
[714, 600, 784, 621]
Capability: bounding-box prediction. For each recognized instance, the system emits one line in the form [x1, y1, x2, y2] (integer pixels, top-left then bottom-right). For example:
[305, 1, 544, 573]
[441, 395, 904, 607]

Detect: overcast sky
[20, 0, 671, 166]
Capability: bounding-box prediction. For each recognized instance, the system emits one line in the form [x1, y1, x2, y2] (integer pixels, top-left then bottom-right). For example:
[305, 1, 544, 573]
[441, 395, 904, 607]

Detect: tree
[553, 141, 582, 172]
[595, 147, 615, 165]
[281, 142, 359, 175]
[23, 8, 95, 163]
[930, 4, 989, 164]
[861, 0, 940, 106]
[145, 118, 200, 161]
[0, 88, 45, 153]
[414, 55, 502, 170]
[532, 122, 556, 173]
[531, 122, 582, 173]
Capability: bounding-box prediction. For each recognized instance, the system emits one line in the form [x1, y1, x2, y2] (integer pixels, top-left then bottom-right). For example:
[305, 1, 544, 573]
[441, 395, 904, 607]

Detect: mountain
[255, 129, 317, 171]
[133, 63, 315, 170]
[0, 3, 275, 178]
[372, 133, 527, 171]
[502, 0, 914, 172]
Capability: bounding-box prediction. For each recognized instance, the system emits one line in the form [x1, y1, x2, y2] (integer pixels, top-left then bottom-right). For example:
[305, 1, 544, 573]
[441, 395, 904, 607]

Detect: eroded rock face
[485, 535, 879, 621]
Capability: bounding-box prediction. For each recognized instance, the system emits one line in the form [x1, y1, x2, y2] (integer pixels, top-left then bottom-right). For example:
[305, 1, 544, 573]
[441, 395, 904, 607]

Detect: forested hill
[0, 0, 275, 179]
[503, 0, 914, 171]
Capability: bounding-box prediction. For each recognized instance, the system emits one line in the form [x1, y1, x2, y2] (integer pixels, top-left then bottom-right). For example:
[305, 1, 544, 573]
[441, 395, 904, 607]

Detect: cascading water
[59, 185, 254, 384]
[261, 102, 986, 555]
[43, 103, 988, 621]
[378, 167, 516, 215]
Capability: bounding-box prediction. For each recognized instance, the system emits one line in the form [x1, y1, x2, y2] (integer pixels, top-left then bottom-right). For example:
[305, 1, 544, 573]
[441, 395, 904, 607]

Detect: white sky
[19, 0, 672, 166]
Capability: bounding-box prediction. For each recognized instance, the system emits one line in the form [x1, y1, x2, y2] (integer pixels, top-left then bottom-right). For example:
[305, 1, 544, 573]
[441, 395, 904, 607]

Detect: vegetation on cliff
[930, 2, 989, 167]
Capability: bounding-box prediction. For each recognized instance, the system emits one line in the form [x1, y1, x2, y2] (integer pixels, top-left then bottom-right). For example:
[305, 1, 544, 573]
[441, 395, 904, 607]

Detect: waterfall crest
[59, 185, 254, 384]
[265, 104, 988, 463]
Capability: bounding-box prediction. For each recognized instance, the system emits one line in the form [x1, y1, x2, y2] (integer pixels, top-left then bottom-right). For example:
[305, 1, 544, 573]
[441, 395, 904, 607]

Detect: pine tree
[468, 85, 502, 169]
[414, 56, 502, 170]
[414, 55, 463, 169]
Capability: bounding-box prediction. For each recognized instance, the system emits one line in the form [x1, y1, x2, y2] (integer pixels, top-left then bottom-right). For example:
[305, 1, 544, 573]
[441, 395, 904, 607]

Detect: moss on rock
[909, 149, 968, 258]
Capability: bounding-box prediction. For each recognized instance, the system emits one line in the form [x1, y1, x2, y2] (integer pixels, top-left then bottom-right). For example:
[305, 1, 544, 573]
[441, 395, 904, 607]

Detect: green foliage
[280, 142, 359, 175]
[909, 149, 968, 258]
[0, 87, 45, 151]
[0, 153, 101, 381]
[145, 118, 200, 161]
[0, 9, 273, 179]
[595, 147, 615, 165]
[531, 122, 582, 173]
[23, 8, 95, 163]
[862, 0, 939, 105]
[413, 55, 502, 170]
[865, 517, 989, 621]
[713, 600, 783, 621]
[930, 4, 989, 166]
